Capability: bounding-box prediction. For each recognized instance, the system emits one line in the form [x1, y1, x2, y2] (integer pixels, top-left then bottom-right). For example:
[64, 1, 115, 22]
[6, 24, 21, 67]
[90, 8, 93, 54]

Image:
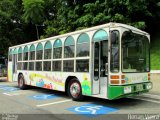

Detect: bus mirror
[105, 63, 108, 74]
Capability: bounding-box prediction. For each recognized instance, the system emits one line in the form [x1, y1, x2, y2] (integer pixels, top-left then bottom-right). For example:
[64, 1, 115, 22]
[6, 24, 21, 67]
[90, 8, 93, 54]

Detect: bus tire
[18, 74, 27, 90]
[68, 78, 83, 101]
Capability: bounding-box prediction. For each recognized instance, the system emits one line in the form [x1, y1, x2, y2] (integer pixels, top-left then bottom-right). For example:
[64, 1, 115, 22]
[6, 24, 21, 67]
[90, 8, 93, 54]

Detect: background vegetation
[0, 0, 160, 69]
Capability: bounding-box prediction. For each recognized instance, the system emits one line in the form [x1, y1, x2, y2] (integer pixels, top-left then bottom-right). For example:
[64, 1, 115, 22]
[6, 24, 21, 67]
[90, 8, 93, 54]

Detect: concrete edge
[151, 70, 160, 73]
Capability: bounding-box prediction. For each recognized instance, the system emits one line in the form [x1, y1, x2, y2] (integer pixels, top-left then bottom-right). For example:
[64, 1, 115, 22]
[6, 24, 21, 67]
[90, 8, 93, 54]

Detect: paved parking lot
[0, 80, 160, 120]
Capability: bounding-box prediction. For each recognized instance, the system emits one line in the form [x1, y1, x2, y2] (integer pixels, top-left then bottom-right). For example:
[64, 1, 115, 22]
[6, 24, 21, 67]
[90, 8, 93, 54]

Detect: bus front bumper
[108, 82, 152, 100]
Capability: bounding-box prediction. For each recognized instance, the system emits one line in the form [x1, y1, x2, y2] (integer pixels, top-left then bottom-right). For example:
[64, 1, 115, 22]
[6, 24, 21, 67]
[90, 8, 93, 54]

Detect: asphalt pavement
[0, 76, 160, 120]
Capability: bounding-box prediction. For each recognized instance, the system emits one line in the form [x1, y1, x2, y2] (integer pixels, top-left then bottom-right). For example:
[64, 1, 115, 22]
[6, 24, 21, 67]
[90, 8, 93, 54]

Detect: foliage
[43, 0, 160, 36]
[22, 0, 45, 24]
[0, 0, 24, 56]
[0, 0, 160, 60]
[150, 23, 160, 70]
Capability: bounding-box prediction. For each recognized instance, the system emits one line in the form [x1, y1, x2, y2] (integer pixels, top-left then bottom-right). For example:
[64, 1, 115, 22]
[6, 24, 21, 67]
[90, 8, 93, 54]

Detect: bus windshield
[122, 31, 150, 72]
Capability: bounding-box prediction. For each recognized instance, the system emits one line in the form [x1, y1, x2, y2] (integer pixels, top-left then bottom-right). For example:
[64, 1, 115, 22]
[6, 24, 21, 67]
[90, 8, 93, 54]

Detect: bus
[0, 55, 7, 77]
[8, 23, 152, 100]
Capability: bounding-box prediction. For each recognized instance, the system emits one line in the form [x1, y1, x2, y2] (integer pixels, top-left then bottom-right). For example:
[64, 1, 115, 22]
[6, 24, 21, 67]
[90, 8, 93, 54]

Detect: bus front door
[93, 41, 108, 96]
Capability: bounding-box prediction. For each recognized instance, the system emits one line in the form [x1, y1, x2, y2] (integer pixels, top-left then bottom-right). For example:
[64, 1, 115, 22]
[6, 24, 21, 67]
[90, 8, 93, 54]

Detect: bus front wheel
[18, 74, 26, 90]
[68, 79, 83, 101]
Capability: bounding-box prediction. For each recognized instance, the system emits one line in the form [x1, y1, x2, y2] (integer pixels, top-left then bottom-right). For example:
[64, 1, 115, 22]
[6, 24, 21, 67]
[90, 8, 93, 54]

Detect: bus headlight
[124, 86, 131, 94]
[146, 83, 152, 90]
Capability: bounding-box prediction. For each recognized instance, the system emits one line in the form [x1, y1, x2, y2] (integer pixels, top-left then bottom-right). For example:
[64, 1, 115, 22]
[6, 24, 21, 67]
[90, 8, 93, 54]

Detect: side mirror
[105, 63, 108, 75]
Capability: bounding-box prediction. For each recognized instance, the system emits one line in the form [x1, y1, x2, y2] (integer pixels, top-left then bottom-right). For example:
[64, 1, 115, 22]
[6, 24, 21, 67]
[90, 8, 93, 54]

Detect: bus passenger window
[64, 36, 75, 58]
[63, 60, 74, 72]
[23, 62, 28, 70]
[52, 61, 61, 71]
[53, 39, 62, 59]
[43, 61, 51, 71]
[36, 62, 42, 71]
[76, 59, 89, 72]
[29, 62, 34, 70]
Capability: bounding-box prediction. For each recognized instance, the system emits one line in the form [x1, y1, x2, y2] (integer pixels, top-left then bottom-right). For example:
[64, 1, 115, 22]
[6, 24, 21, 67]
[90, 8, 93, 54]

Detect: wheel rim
[70, 82, 81, 98]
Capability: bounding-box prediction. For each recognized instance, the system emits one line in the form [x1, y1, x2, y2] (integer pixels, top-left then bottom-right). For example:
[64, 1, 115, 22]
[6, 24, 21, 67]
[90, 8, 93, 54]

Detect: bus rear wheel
[68, 79, 83, 101]
[18, 74, 26, 90]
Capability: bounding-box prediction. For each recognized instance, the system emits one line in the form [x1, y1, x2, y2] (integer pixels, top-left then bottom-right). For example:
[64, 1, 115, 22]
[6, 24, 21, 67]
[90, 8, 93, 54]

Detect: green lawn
[150, 33, 160, 70]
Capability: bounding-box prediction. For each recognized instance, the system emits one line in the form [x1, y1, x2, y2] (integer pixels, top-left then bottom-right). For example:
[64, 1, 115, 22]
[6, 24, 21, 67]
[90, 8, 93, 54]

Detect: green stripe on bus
[108, 82, 151, 100]
[108, 85, 123, 100]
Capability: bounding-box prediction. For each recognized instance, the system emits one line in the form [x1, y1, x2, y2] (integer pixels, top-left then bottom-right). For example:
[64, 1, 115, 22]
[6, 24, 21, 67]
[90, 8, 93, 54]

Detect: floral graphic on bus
[125, 74, 148, 84]
[124, 77, 132, 84]
[29, 73, 64, 89]
[8, 69, 12, 81]
[44, 83, 53, 89]
[142, 75, 148, 81]
[36, 79, 45, 87]
[82, 74, 91, 95]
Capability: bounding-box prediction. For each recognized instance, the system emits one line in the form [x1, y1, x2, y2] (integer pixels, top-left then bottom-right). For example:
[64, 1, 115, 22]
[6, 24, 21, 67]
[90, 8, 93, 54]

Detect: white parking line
[3, 92, 27, 96]
[37, 99, 72, 107]
[3, 93, 12, 96]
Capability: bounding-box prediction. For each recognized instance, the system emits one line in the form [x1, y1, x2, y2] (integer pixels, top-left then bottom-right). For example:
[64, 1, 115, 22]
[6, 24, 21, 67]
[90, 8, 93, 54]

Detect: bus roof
[9, 22, 149, 49]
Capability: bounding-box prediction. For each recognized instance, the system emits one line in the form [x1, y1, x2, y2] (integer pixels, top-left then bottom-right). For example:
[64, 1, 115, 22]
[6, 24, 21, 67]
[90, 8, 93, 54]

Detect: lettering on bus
[124, 74, 148, 84]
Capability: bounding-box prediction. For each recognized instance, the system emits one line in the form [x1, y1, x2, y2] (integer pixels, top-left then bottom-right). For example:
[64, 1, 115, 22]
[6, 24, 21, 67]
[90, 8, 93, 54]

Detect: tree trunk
[36, 25, 39, 40]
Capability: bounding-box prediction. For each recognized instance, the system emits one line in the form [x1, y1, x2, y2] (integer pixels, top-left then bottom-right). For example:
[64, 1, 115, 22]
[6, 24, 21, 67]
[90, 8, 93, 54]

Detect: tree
[43, 0, 160, 37]
[0, 0, 160, 57]
[22, 0, 45, 39]
[0, 0, 24, 56]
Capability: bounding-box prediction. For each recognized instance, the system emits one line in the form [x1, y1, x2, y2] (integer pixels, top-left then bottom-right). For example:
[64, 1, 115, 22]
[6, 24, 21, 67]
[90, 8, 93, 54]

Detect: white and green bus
[8, 23, 152, 100]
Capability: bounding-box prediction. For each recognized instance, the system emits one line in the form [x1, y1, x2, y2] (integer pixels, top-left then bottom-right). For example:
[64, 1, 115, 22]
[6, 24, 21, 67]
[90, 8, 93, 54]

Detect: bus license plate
[136, 84, 143, 91]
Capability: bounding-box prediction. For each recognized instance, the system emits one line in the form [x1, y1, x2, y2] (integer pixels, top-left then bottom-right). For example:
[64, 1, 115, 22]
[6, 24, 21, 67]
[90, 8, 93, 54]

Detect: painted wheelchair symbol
[74, 105, 103, 114]
[0, 86, 19, 92]
[67, 103, 118, 117]
[33, 94, 53, 100]
[30, 94, 58, 100]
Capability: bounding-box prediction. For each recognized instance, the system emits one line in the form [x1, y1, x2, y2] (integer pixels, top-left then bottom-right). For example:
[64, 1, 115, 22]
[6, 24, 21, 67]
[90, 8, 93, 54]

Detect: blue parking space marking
[0, 86, 19, 92]
[0, 85, 7, 88]
[29, 94, 59, 100]
[67, 103, 118, 117]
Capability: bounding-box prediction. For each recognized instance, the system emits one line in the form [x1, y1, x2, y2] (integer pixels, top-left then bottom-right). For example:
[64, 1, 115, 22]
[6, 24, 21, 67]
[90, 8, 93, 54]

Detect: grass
[150, 32, 160, 70]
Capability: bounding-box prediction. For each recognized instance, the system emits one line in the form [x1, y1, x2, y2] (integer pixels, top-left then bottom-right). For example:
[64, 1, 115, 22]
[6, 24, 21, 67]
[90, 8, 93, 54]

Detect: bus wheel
[68, 79, 83, 101]
[18, 74, 26, 90]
